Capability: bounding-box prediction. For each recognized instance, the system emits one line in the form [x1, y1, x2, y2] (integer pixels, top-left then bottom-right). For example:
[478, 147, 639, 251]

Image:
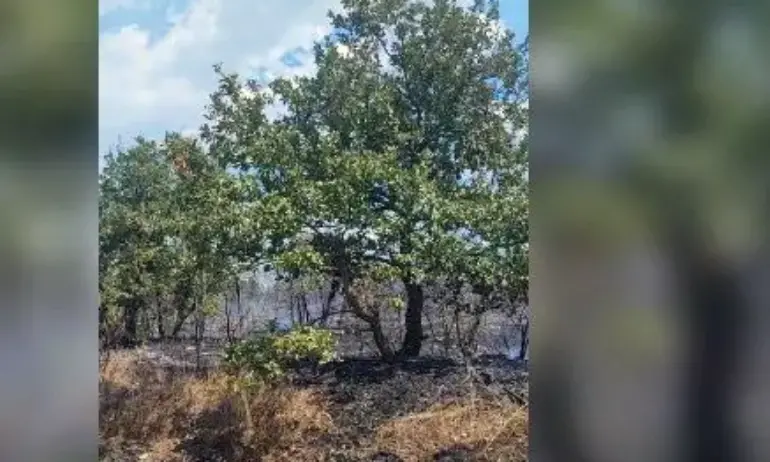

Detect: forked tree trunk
[344, 278, 396, 362]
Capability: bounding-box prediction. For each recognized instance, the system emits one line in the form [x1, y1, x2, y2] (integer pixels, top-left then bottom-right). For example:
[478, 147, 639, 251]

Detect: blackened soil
[286, 355, 528, 460]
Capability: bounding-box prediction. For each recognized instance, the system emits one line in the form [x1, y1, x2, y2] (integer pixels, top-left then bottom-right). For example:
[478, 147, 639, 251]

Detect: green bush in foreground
[223, 325, 337, 384]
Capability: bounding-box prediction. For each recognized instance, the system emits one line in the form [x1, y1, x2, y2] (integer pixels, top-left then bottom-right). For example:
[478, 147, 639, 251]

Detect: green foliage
[201, 294, 222, 317]
[388, 296, 405, 312]
[98, 0, 529, 355]
[272, 326, 337, 364]
[201, 0, 529, 309]
[223, 334, 285, 382]
[223, 326, 337, 384]
[274, 245, 326, 274]
[99, 133, 259, 344]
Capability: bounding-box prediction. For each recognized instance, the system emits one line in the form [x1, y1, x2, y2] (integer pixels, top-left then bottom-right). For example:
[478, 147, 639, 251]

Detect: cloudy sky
[99, 0, 528, 165]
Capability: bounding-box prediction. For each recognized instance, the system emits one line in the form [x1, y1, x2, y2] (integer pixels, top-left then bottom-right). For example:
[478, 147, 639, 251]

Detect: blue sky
[99, 0, 528, 166]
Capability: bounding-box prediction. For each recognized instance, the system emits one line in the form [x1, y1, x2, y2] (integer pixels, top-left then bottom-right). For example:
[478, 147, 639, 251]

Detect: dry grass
[99, 350, 332, 461]
[100, 349, 529, 461]
[374, 399, 528, 461]
[99, 349, 164, 389]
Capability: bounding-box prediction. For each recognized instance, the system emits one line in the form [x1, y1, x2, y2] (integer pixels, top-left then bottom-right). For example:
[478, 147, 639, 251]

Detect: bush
[223, 325, 337, 384]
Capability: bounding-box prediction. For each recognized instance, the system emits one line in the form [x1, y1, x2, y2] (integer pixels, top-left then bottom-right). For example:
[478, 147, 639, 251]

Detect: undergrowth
[99, 349, 528, 461]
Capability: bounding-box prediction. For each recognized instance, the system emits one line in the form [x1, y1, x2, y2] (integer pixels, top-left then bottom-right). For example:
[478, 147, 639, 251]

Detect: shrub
[272, 326, 337, 364]
[223, 325, 337, 384]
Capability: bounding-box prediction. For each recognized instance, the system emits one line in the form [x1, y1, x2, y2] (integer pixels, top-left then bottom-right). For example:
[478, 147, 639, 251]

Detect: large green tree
[202, 0, 528, 359]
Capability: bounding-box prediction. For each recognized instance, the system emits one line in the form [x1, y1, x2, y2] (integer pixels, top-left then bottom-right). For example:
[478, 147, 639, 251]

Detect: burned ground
[100, 348, 528, 461]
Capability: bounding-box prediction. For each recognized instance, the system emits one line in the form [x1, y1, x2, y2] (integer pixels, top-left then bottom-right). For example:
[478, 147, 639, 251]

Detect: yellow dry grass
[374, 399, 528, 461]
[99, 350, 332, 461]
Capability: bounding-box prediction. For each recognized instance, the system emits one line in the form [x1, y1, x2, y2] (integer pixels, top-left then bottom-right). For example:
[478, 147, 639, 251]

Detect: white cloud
[99, 0, 341, 161]
[334, 43, 352, 59]
[98, 0, 510, 164]
[479, 15, 506, 41]
[99, 0, 152, 17]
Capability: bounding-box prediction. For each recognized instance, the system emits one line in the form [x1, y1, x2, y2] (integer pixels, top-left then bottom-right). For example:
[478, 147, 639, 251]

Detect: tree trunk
[671, 238, 743, 462]
[300, 294, 310, 325]
[344, 280, 395, 362]
[289, 279, 297, 326]
[224, 295, 233, 344]
[140, 303, 151, 344]
[319, 279, 339, 327]
[99, 305, 111, 348]
[290, 296, 297, 326]
[157, 307, 166, 340]
[400, 280, 424, 358]
[171, 304, 193, 338]
[454, 307, 481, 360]
[123, 299, 139, 347]
[171, 317, 185, 338]
[371, 320, 395, 362]
[518, 316, 529, 361]
[194, 298, 204, 375]
[531, 352, 589, 462]
[171, 279, 196, 339]
[235, 279, 244, 337]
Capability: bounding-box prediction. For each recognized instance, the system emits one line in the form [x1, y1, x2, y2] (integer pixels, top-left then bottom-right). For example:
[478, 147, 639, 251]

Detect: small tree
[162, 132, 261, 368]
[99, 138, 182, 347]
[99, 133, 261, 349]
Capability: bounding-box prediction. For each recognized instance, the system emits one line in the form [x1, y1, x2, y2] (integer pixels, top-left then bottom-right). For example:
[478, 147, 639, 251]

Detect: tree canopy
[99, 0, 528, 359]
